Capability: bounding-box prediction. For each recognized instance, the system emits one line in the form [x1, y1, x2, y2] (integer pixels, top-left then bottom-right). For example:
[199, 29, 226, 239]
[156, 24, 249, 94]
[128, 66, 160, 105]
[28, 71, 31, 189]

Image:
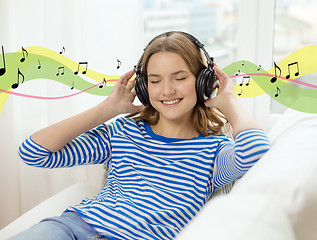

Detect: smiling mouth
[161, 98, 183, 105]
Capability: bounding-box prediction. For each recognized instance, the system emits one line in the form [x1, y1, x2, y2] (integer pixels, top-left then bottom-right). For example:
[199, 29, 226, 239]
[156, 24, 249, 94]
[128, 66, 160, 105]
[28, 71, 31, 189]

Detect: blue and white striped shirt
[19, 117, 270, 239]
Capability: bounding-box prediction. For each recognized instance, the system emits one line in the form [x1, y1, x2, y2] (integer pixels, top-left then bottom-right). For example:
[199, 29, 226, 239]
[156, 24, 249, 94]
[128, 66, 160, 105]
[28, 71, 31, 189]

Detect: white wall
[0, 0, 143, 228]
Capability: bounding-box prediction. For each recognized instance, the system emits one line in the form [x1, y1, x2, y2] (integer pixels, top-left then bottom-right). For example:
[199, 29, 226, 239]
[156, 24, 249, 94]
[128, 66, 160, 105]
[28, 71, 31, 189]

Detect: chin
[159, 109, 195, 123]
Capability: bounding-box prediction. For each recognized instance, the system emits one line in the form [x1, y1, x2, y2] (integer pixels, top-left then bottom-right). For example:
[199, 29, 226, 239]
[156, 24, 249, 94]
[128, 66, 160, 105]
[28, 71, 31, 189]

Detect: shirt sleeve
[18, 117, 128, 169]
[212, 128, 271, 188]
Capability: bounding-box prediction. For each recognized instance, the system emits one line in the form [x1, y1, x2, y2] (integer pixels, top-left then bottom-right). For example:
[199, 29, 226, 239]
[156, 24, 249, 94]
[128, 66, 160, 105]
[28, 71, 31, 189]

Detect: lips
[161, 98, 183, 105]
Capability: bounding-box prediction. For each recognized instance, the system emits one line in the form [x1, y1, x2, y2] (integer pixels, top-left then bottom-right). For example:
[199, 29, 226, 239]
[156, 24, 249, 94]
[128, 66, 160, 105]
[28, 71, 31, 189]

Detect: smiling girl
[12, 31, 270, 240]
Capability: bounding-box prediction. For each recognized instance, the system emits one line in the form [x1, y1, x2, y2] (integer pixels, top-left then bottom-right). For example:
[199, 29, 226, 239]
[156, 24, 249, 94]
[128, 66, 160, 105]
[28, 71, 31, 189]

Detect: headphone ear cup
[205, 69, 217, 98]
[196, 69, 207, 104]
[135, 75, 149, 106]
[196, 68, 217, 104]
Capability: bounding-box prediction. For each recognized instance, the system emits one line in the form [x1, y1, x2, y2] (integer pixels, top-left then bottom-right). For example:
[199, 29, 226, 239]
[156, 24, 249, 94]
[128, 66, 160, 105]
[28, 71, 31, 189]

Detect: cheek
[148, 85, 159, 99]
[180, 80, 197, 97]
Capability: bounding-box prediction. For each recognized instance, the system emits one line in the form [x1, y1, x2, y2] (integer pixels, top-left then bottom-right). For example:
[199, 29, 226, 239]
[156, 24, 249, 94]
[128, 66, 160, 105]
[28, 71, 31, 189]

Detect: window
[272, 0, 317, 114]
[143, 0, 239, 67]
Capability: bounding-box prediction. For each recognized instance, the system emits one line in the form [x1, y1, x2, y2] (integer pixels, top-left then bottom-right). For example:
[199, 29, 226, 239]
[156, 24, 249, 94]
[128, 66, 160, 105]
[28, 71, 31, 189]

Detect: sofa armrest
[0, 183, 100, 239]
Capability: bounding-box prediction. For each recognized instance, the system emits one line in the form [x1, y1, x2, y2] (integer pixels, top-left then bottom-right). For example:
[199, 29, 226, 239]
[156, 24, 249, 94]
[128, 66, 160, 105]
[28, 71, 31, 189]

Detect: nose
[162, 80, 176, 97]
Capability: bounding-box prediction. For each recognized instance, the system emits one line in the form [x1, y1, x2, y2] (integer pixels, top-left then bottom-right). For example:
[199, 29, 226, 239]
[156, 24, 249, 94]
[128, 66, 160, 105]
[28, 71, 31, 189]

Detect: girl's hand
[105, 70, 145, 115]
[204, 64, 261, 137]
[204, 63, 236, 110]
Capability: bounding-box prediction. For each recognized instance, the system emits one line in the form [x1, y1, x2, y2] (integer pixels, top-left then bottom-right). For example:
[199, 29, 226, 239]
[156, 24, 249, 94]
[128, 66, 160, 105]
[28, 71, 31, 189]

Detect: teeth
[162, 99, 181, 105]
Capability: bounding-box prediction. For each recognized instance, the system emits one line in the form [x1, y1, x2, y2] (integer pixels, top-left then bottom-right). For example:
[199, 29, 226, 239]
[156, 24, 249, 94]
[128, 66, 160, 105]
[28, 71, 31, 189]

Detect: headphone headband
[135, 31, 214, 73]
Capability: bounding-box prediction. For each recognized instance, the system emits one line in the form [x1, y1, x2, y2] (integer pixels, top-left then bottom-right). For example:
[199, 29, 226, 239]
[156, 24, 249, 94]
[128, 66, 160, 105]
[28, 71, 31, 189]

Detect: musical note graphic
[20, 47, 28, 62]
[237, 76, 251, 96]
[74, 62, 88, 75]
[37, 59, 41, 69]
[275, 86, 281, 97]
[99, 78, 107, 88]
[0, 45, 6, 76]
[286, 62, 299, 79]
[117, 59, 121, 69]
[257, 65, 262, 71]
[240, 76, 250, 86]
[1, 45, 317, 117]
[59, 46, 65, 54]
[11, 68, 24, 89]
[270, 62, 281, 83]
[56, 66, 65, 76]
[71, 81, 74, 90]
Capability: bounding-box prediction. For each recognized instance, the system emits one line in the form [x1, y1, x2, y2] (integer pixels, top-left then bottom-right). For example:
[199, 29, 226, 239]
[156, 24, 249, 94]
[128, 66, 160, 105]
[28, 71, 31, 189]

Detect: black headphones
[134, 31, 217, 106]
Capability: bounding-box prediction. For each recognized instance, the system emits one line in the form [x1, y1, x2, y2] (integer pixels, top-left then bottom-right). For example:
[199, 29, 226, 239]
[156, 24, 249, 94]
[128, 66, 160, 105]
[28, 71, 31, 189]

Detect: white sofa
[178, 108, 317, 240]
[1, 108, 317, 240]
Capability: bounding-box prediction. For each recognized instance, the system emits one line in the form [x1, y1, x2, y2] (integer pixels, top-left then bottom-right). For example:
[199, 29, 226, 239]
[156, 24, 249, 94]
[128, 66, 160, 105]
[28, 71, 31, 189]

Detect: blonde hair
[128, 32, 229, 136]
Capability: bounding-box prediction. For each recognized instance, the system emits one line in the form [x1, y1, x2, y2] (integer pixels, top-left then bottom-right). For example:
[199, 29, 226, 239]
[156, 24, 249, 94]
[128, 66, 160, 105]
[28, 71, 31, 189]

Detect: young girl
[12, 31, 270, 240]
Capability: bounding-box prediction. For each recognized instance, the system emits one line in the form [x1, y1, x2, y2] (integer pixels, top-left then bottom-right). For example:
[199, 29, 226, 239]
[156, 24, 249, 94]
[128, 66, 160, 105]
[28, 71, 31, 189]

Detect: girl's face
[147, 51, 197, 123]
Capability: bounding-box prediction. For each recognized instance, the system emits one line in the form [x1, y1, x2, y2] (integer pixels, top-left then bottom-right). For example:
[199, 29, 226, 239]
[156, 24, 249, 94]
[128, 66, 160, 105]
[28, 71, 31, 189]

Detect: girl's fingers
[128, 79, 135, 90]
[122, 76, 131, 86]
[214, 65, 224, 80]
[214, 64, 230, 85]
[214, 65, 221, 79]
[118, 70, 134, 84]
[131, 89, 137, 97]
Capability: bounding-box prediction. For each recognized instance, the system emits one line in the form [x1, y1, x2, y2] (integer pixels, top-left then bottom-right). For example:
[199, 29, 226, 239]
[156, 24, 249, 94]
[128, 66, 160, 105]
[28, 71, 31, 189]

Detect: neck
[151, 115, 198, 139]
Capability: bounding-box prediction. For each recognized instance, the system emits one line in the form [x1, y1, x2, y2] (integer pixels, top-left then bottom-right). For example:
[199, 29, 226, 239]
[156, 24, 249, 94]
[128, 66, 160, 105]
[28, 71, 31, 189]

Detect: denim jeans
[8, 211, 111, 240]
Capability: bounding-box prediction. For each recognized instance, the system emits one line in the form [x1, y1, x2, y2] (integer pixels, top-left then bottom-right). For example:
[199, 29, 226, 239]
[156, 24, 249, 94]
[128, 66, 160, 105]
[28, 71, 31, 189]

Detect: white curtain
[0, 0, 143, 228]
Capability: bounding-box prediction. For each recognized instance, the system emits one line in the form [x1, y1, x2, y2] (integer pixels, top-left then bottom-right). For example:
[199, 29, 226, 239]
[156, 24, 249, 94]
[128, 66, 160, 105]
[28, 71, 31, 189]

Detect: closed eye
[176, 77, 186, 81]
[149, 80, 161, 84]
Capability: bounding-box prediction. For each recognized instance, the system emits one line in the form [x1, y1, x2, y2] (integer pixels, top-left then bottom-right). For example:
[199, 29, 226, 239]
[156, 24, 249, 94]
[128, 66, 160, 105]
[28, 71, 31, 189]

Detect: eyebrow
[171, 70, 188, 75]
[148, 70, 189, 78]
